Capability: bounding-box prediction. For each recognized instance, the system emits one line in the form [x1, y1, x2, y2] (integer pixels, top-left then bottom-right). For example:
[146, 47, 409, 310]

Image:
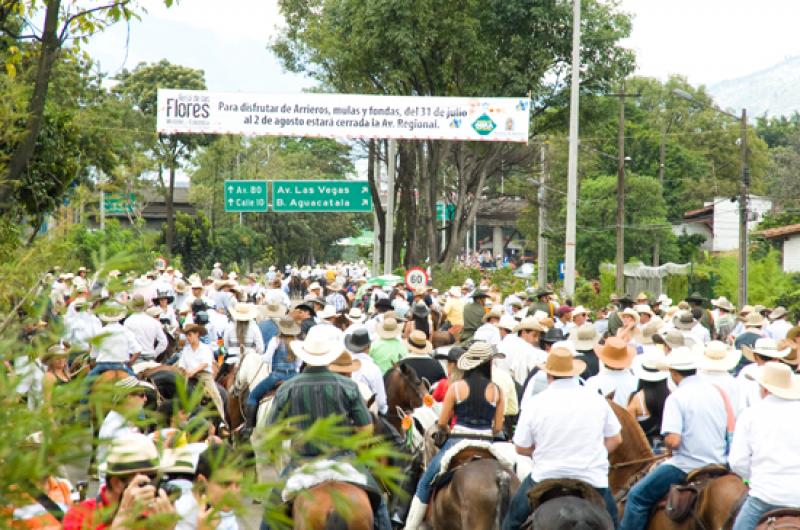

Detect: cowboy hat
[457, 341, 499, 371]
[712, 296, 735, 312]
[329, 351, 362, 374]
[571, 305, 589, 316]
[115, 376, 156, 393]
[595, 337, 636, 369]
[739, 305, 755, 316]
[514, 316, 547, 333]
[636, 292, 649, 302]
[640, 317, 665, 345]
[448, 286, 462, 298]
[656, 346, 698, 371]
[183, 323, 207, 336]
[532, 287, 553, 299]
[146, 306, 163, 318]
[317, 304, 338, 320]
[542, 327, 566, 345]
[346, 307, 366, 323]
[290, 326, 343, 367]
[129, 293, 148, 312]
[229, 303, 257, 321]
[99, 301, 128, 323]
[657, 294, 672, 307]
[262, 300, 287, 319]
[308, 281, 322, 292]
[405, 330, 433, 355]
[174, 281, 187, 294]
[189, 279, 204, 290]
[152, 290, 174, 304]
[41, 343, 70, 363]
[663, 329, 692, 349]
[277, 315, 301, 336]
[570, 324, 599, 351]
[161, 445, 198, 475]
[634, 304, 654, 317]
[686, 292, 706, 303]
[471, 289, 490, 299]
[377, 317, 402, 340]
[634, 347, 670, 382]
[344, 328, 371, 354]
[742, 337, 791, 362]
[538, 346, 586, 377]
[617, 293, 635, 304]
[750, 362, 800, 400]
[106, 433, 161, 476]
[412, 303, 431, 319]
[482, 306, 504, 323]
[374, 297, 393, 310]
[769, 306, 788, 320]
[698, 340, 742, 372]
[744, 312, 765, 328]
[674, 311, 696, 330]
[498, 314, 518, 332]
[778, 339, 799, 367]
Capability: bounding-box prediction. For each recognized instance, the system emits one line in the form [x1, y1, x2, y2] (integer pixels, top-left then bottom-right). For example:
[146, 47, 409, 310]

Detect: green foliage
[712, 249, 794, 307]
[665, 274, 689, 305]
[66, 219, 157, 269]
[168, 211, 214, 273]
[430, 265, 481, 292]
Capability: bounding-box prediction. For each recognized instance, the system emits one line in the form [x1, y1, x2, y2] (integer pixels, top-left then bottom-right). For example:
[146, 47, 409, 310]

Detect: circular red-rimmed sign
[153, 256, 168, 270]
[405, 267, 428, 290]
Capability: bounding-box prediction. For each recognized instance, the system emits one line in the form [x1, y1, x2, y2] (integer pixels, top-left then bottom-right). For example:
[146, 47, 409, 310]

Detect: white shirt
[124, 312, 168, 360]
[661, 375, 727, 473]
[97, 411, 139, 483]
[63, 310, 102, 351]
[766, 319, 792, 341]
[352, 352, 388, 415]
[178, 343, 215, 375]
[499, 334, 547, 386]
[222, 320, 265, 362]
[94, 322, 142, 363]
[729, 395, 800, 506]
[736, 363, 763, 410]
[513, 378, 621, 488]
[474, 323, 501, 346]
[699, 370, 742, 417]
[683, 323, 710, 345]
[585, 368, 639, 408]
[14, 357, 45, 410]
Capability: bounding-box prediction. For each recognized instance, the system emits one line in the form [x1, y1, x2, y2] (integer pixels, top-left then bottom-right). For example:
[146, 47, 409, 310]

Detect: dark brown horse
[383, 363, 428, 433]
[755, 509, 800, 529]
[428, 447, 520, 530]
[292, 482, 373, 530]
[607, 400, 748, 529]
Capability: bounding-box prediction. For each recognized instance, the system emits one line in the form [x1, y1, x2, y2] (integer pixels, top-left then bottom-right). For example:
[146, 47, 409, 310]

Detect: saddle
[663, 464, 731, 522]
[526, 478, 606, 512]
[429, 446, 496, 493]
[757, 509, 800, 530]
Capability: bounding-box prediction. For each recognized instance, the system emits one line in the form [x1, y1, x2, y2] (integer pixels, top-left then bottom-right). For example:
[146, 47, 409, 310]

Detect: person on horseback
[124, 294, 169, 363]
[242, 316, 301, 439]
[729, 362, 800, 530]
[222, 302, 264, 366]
[618, 346, 729, 530]
[261, 325, 391, 530]
[292, 300, 316, 339]
[503, 346, 621, 530]
[178, 324, 228, 435]
[87, 301, 138, 380]
[404, 341, 505, 530]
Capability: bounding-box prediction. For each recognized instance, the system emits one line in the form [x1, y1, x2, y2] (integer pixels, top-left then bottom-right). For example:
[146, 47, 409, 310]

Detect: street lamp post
[672, 89, 749, 307]
[564, 0, 581, 296]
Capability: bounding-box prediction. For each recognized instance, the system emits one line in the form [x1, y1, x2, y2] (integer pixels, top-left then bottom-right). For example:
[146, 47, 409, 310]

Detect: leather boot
[402, 497, 427, 530]
[240, 403, 258, 440]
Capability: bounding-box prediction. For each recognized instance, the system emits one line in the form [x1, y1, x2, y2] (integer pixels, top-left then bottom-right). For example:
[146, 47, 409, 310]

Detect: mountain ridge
[709, 56, 800, 118]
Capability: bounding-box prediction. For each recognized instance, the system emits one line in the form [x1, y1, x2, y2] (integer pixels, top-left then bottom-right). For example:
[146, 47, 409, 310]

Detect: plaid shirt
[267, 366, 372, 456]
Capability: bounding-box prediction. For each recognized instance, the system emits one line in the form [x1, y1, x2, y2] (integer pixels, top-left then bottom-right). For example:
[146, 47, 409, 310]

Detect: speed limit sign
[405, 267, 429, 290]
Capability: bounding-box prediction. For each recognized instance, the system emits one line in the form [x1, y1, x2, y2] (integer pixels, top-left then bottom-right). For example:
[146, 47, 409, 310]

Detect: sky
[84, 0, 800, 93]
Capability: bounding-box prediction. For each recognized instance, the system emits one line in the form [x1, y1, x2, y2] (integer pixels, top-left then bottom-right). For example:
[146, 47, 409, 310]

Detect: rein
[610, 453, 667, 470]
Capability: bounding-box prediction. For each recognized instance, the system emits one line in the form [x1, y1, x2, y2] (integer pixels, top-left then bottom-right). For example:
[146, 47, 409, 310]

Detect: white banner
[156, 89, 530, 143]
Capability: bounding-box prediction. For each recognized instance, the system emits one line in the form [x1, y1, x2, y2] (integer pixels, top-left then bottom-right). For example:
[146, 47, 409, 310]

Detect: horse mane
[607, 398, 652, 463]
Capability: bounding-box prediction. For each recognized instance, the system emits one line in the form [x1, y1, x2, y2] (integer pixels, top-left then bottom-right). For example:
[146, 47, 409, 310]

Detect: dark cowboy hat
[374, 297, 393, 310]
[542, 327, 566, 344]
[617, 293, 635, 304]
[686, 292, 707, 304]
[293, 300, 315, 315]
[152, 290, 174, 305]
[531, 287, 553, 300]
[471, 289, 490, 299]
[344, 328, 371, 353]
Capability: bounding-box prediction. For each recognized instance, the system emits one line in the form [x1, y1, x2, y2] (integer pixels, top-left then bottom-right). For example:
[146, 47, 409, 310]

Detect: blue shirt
[258, 319, 279, 348]
[661, 375, 727, 472]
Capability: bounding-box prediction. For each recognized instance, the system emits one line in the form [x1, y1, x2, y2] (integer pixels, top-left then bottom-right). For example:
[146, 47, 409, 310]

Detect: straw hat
[129, 293, 148, 312]
[570, 324, 599, 351]
[308, 282, 322, 292]
[99, 301, 128, 323]
[498, 314, 518, 332]
[448, 286, 462, 298]
[106, 433, 161, 476]
[277, 315, 301, 336]
[778, 339, 799, 367]
[594, 337, 636, 369]
[229, 303, 257, 321]
[405, 330, 433, 355]
[457, 341, 500, 371]
[537, 346, 586, 377]
[115, 376, 156, 393]
[482, 306, 504, 322]
[344, 328, 371, 354]
[634, 304, 654, 317]
[377, 317, 402, 339]
[739, 305, 755, 317]
[290, 326, 344, 367]
[636, 292, 649, 303]
[263, 301, 287, 319]
[674, 311, 696, 330]
[146, 306, 162, 318]
[514, 316, 547, 333]
[174, 280, 187, 294]
[41, 343, 70, 363]
[742, 337, 791, 362]
[161, 445, 198, 475]
[712, 296, 734, 312]
[750, 362, 800, 400]
[346, 307, 366, 323]
[183, 323, 207, 336]
[189, 279, 204, 290]
[663, 329, 694, 349]
[769, 306, 788, 320]
[572, 305, 589, 316]
[640, 317, 665, 345]
[620, 308, 640, 324]
[698, 340, 741, 372]
[329, 351, 362, 374]
[634, 348, 669, 382]
[656, 346, 699, 371]
[317, 304, 338, 320]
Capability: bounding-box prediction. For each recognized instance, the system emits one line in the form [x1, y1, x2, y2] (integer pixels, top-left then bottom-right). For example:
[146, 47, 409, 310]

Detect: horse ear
[421, 377, 431, 392]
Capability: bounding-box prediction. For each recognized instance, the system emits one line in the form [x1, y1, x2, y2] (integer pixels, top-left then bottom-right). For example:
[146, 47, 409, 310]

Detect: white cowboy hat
[498, 314, 518, 332]
[712, 296, 735, 312]
[674, 310, 696, 330]
[229, 302, 257, 321]
[448, 286, 461, 298]
[106, 433, 160, 476]
[657, 294, 672, 306]
[308, 281, 322, 291]
[262, 300, 287, 319]
[620, 307, 641, 324]
[571, 305, 589, 316]
[769, 306, 788, 320]
[570, 323, 599, 351]
[98, 301, 128, 323]
[290, 326, 344, 367]
[634, 304, 654, 317]
[635, 347, 670, 382]
[317, 304, 338, 320]
[698, 340, 741, 372]
[376, 317, 402, 339]
[656, 346, 699, 371]
[346, 307, 366, 323]
[640, 317, 665, 345]
[742, 337, 791, 362]
[750, 362, 800, 400]
[744, 312, 765, 329]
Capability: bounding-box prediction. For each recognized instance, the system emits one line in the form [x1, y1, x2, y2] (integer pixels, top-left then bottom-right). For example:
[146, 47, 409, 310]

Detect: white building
[672, 195, 773, 252]
[760, 224, 800, 273]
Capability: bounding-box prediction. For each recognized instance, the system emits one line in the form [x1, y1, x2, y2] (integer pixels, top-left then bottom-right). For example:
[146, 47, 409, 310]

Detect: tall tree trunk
[166, 157, 176, 257]
[367, 140, 385, 257]
[1, 0, 62, 211]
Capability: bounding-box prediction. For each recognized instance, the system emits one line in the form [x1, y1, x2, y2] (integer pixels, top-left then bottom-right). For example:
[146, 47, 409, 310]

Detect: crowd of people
[9, 261, 800, 529]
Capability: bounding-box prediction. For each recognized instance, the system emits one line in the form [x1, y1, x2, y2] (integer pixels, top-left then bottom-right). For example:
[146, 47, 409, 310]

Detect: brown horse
[428, 447, 520, 530]
[607, 400, 748, 529]
[292, 482, 373, 530]
[755, 509, 800, 529]
[383, 363, 428, 433]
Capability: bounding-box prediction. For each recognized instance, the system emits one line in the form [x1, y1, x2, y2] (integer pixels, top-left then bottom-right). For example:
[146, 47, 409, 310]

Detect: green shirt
[267, 366, 372, 456]
[369, 338, 407, 374]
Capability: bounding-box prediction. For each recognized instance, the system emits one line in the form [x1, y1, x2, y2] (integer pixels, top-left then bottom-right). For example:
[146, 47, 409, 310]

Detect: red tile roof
[760, 223, 800, 239]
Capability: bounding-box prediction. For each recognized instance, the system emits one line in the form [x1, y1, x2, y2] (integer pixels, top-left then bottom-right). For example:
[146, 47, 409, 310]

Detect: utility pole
[538, 141, 548, 288]
[384, 139, 397, 275]
[653, 127, 667, 267]
[564, 0, 581, 296]
[739, 108, 749, 307]
[372, 142, 381, 276]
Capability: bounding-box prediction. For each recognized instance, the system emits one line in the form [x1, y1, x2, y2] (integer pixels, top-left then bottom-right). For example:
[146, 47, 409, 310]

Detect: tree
[274, 0, 635, 265]
[113, 60, 208, 256]
[0, 0, 174, 213]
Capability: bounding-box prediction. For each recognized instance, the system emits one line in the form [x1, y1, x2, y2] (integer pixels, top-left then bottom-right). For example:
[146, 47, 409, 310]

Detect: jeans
[502, 474, 618, 530]
[86, 362, 136, 380]
[247, 370, 297, 408]
[414, 438, 460, 503]
[732, 495, 782, 530]
[618, 463, 687, 530]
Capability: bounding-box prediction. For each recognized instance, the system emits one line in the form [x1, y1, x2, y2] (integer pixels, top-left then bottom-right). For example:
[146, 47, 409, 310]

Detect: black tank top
[453, 372, 496, 430]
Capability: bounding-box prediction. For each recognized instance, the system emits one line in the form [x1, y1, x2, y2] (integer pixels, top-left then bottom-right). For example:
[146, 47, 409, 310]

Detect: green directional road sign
[272, 180, 372, 213]
[436, 202, 455, 221]
[104, 193, 136, 215]
[224, 180, 268, 212]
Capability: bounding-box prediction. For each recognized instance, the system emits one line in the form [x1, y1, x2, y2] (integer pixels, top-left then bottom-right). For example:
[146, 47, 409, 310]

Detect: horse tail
[494, 466, 512, 530]
[323, 510, 349, 530]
